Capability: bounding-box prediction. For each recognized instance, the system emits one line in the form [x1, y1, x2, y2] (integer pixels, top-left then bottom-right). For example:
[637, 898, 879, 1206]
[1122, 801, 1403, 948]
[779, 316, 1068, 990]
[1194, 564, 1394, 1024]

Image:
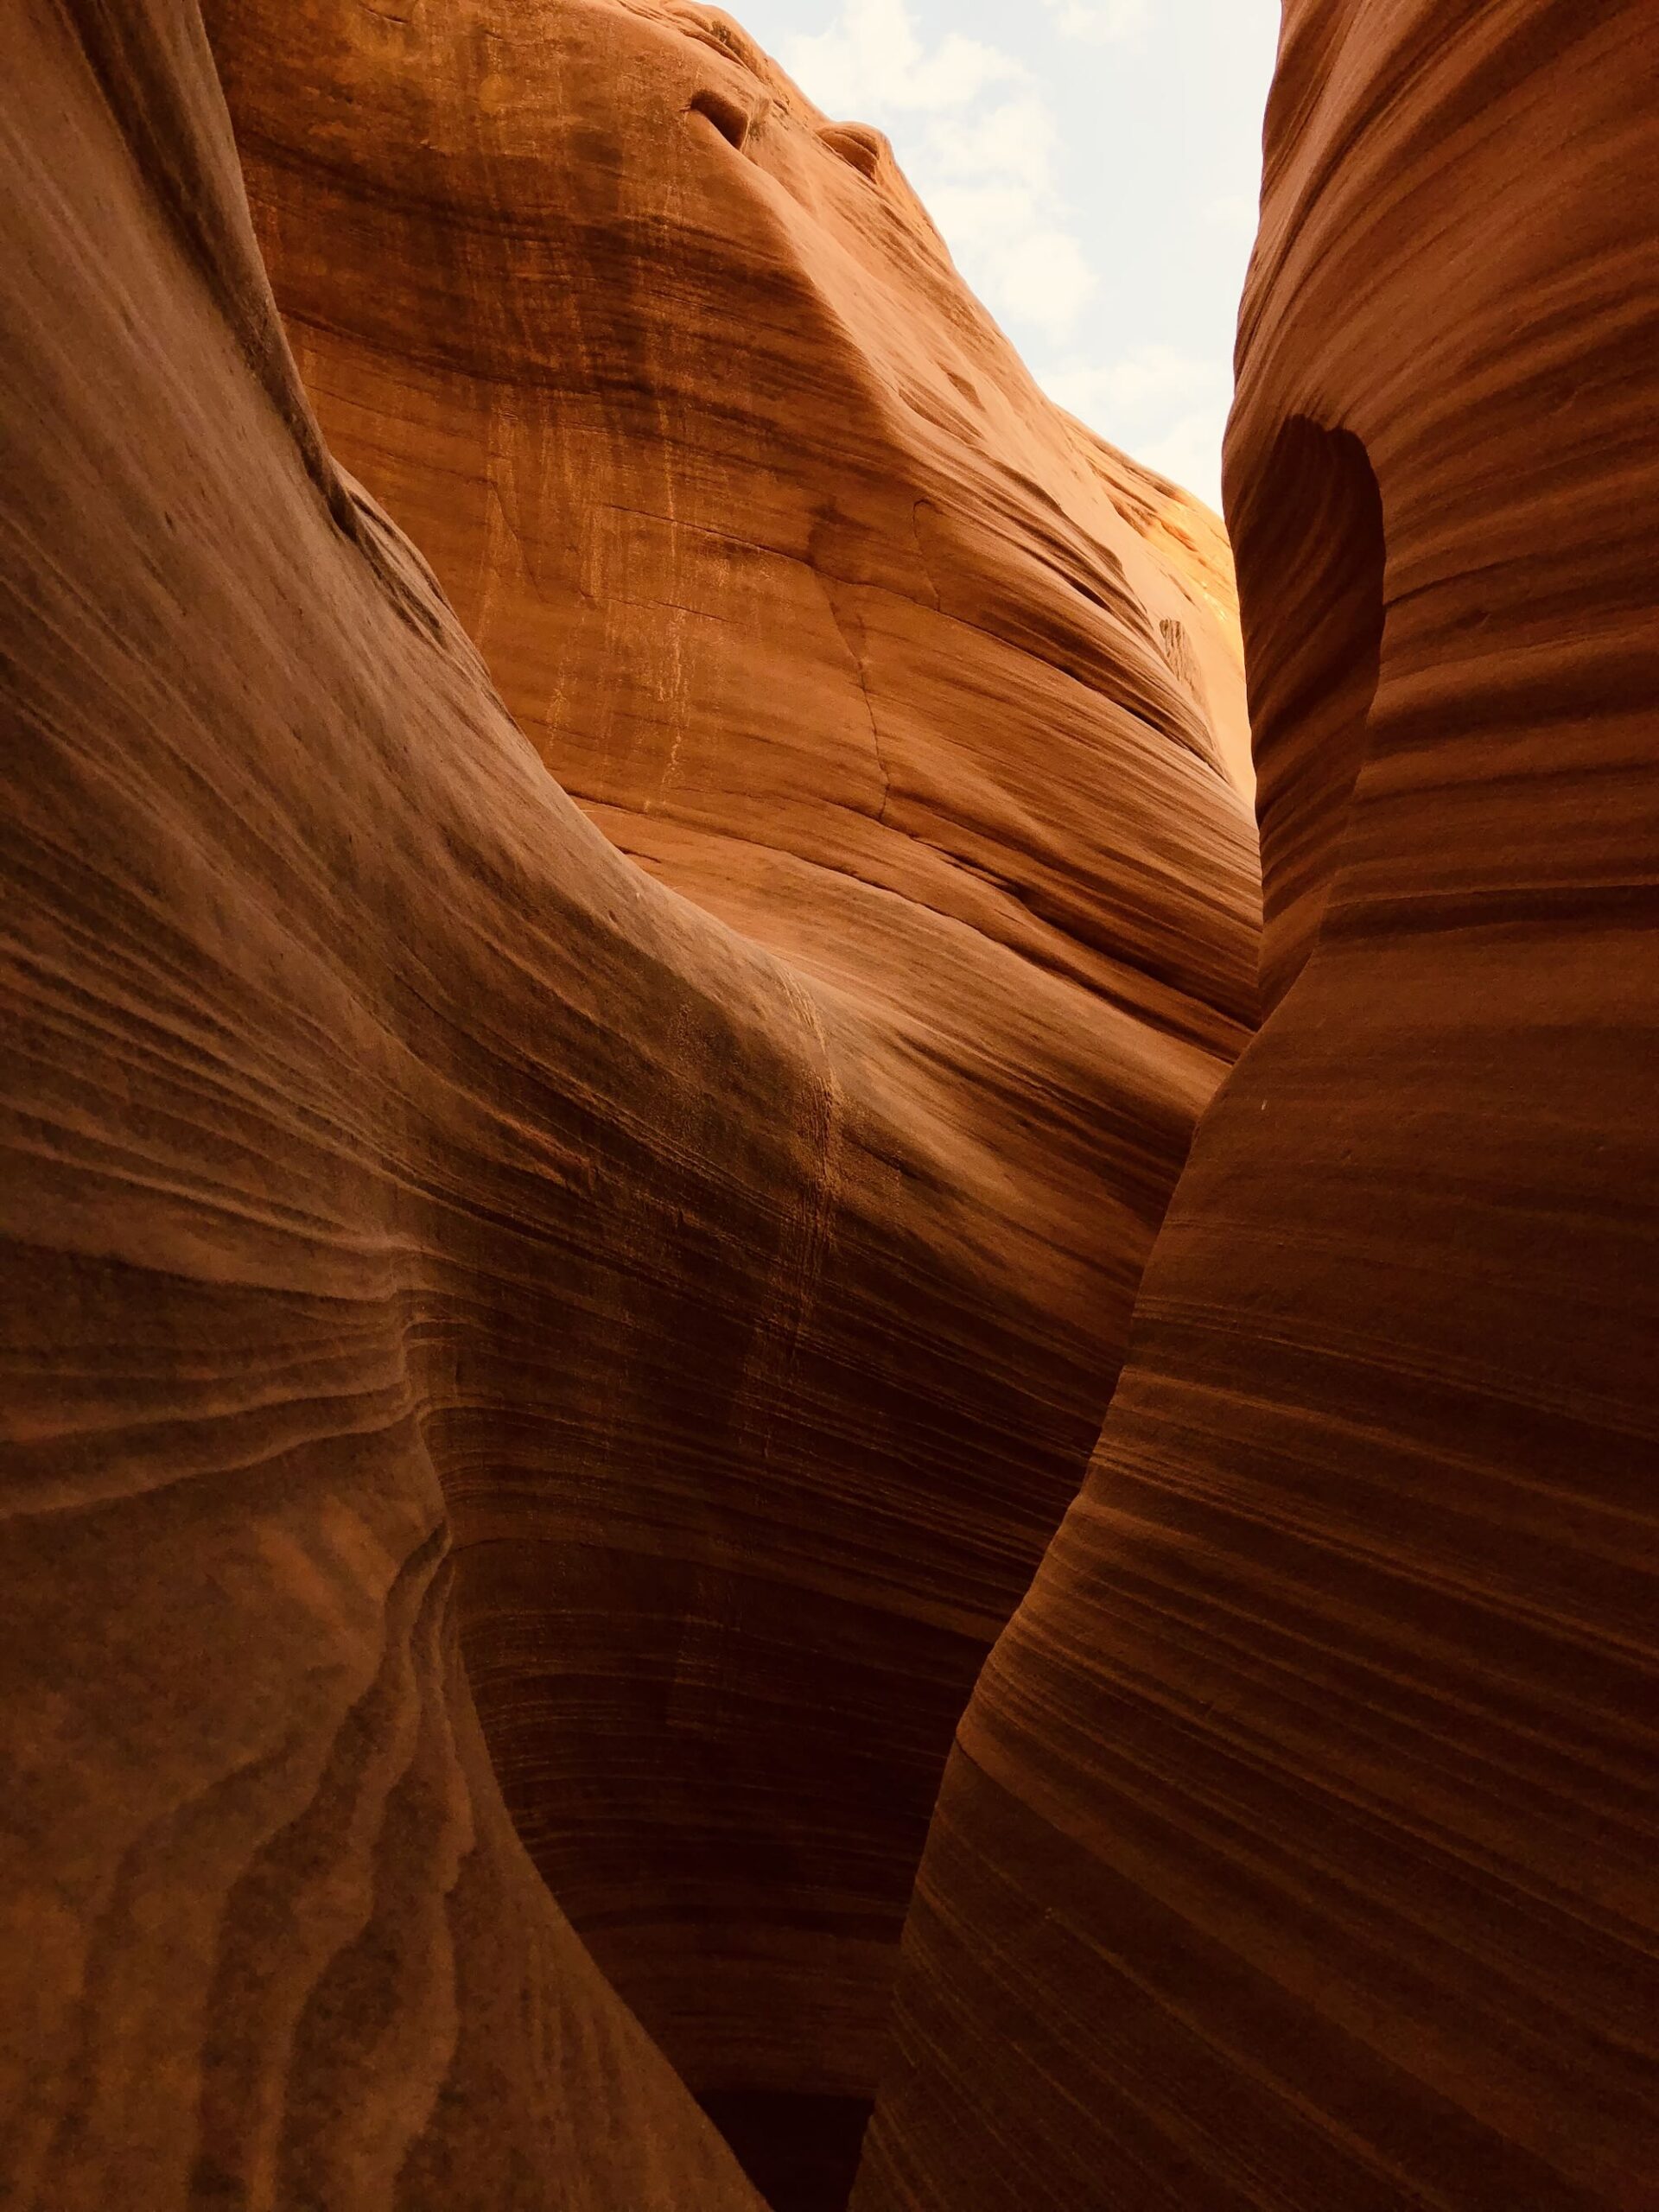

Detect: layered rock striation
[196, 0, 1261, 2188]
[1, 2, 1257, 2206]
[11, 4, 1646, 2207]
[855, 5, 1659, 2207]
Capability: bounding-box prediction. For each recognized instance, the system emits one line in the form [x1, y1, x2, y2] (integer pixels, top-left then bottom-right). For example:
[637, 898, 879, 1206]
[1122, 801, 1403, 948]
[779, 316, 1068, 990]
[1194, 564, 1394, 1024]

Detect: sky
[734, 0, 1283, 510]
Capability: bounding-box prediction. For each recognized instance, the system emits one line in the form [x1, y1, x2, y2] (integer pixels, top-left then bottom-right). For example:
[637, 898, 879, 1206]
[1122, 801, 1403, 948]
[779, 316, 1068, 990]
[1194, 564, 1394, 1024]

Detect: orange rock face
[855, 5, 1659, 2208]
[194, 0, 1260, 2186]
[10, 3, 1649, 2206]
[1, 3, 1257, 2206]
[0, 10, 755, 2202]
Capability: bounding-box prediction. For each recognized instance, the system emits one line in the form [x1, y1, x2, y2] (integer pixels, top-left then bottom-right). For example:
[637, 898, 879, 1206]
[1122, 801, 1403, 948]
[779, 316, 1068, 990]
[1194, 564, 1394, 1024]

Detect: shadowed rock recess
[0, 4, 1652, 2212]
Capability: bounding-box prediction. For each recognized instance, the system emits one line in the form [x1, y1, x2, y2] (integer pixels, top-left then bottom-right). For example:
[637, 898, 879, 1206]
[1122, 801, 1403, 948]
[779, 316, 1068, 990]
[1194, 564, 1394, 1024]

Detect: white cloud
[783, 3, 1096, 341]
[924, 92, 1056, 194]
[1039, 343, 1225, 422]
[991, 230, 1100, 340]
[930, 188, 1098, 340]
[784, 0, 1019, 114]
[1039, 0, 1148, 41]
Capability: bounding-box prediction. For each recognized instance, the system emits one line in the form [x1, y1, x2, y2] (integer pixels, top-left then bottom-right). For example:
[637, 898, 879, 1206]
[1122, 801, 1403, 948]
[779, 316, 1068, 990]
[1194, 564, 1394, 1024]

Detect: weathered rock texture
[854, 4, 1659, 2208]
[194, 0, 1259, 2189]
[0, 2, 1256, 2206]
[0, 10, 757, 2203]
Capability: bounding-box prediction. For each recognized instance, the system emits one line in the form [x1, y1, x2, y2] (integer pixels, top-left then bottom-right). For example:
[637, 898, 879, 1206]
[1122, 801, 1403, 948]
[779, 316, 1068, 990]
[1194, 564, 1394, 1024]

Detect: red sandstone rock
[194, 0, 1259, 2187]
[855, 6, 1659, 2208]
[0, 8, 763, 2202]
[0, 3, 1257, 2205]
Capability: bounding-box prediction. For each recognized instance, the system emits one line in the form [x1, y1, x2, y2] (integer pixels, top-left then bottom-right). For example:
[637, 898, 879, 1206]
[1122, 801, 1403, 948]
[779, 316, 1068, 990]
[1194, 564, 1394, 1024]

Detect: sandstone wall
[855, 5, 1659, 2206]
[0, 3, 1258, 2205]
[196, 2, 1261, 2183]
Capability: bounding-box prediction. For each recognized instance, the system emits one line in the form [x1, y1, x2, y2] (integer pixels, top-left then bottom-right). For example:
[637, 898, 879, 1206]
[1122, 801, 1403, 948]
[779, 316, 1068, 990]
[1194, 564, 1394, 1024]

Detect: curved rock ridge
[0, 7, 759, 2204]
[855, 4, 1659, 2208]
[194, 0, 1262, 2180]
[1, 2, 1259, 2207]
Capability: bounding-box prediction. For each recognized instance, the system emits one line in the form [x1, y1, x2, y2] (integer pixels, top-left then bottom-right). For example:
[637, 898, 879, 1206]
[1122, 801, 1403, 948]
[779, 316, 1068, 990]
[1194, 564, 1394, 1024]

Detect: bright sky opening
[735, 0, 1283, 510]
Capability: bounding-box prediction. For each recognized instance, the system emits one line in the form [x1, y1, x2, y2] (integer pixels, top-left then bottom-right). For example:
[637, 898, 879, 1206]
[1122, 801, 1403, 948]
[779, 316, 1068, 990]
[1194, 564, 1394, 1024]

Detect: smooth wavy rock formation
[193, 0, 1259, 2193]
[1, 2, 1257, 2206]
[855, 5, 1659, 2209]
[0, 9, 757, 2204]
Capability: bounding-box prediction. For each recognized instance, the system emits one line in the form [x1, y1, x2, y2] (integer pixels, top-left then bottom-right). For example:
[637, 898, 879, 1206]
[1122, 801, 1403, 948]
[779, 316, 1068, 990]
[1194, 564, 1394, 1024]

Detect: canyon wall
[854, 4, 1659, 2208]
[195, 2, 1260, 2193]
[1, 6, 754, 2201]
[0, 3, 1256, 2206]
[10, 4, 1649, 2209]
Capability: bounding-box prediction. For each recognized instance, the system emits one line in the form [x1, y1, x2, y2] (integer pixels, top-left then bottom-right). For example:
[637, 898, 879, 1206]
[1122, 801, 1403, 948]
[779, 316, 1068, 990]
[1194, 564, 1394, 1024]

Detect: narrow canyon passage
[199, 2, 1262, 2196]
[1, 3, 1654, 2211]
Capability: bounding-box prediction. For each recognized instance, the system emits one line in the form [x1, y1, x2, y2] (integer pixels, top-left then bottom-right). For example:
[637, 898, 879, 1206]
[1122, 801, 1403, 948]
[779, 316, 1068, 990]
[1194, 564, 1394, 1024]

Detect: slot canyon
[1, 3, 1654, 2209]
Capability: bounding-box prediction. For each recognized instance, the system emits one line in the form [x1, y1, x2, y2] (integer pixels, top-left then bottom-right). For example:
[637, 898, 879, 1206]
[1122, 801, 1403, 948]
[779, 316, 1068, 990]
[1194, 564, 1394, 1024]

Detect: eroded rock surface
[1, 2, 1257, 2205]
[197, 0, 1260, 2185]
[855, 6, 1659, 2207]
